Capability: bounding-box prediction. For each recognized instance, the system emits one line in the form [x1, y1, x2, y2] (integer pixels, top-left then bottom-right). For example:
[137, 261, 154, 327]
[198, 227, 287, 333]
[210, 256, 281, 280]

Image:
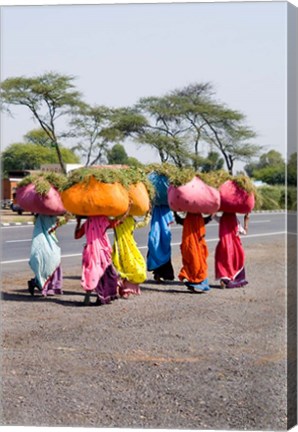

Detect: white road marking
[6, 239, 32, 243]
[0, 231, 286, 265]
[0, 211, 287, 230]
[248, 220, 271, 224]
[4, 219, 272, 242]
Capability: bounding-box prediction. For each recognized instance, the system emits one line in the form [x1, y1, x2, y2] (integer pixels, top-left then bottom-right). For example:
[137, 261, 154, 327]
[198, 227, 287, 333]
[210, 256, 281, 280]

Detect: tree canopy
[1, 73, 263, 174]
[1, 142, 79, 176]
[132, 83, 260, 173]
[69, 105, 113, 166]
[287, 152, 297, 186]
[24, 128, 54, 147]
[244, 150, 286, 184]
[106, 144, 129, 165]
[105, 143, 143, 167]
[0, 72, 84, 173]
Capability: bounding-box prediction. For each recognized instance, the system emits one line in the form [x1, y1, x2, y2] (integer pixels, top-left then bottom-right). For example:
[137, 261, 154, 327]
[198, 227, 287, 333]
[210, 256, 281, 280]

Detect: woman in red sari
[213, 212, 249, 288]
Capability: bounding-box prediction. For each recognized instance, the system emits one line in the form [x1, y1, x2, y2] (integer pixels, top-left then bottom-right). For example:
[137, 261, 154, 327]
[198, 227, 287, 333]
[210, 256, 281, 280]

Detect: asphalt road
[1, 212, 287, 273]
[1, 211, 292, 430]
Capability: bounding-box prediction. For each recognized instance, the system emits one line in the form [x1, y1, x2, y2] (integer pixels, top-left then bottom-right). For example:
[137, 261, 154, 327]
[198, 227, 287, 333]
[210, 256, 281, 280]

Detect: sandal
[27, 279, 35, 296]
[220, 280, 226, 289]
[83, 292, 92, 306]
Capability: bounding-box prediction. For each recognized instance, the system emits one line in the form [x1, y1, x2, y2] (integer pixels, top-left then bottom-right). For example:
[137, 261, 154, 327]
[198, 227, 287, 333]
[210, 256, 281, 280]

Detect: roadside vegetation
[1, 72, 260, 175]
[0, 72, 296, 214]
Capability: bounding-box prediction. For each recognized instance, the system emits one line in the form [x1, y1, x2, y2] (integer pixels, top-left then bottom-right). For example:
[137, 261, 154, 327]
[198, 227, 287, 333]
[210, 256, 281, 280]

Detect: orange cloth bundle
[128, 182, 150, 216]
[61, 176, 129, 217]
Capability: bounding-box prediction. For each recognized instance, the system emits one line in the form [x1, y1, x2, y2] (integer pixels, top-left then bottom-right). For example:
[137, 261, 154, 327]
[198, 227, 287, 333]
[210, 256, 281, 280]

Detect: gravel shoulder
[1, 239, 288, 430]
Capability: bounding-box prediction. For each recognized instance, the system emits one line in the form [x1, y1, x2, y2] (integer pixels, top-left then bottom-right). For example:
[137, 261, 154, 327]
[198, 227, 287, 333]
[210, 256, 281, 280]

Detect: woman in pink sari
[75, 215, 123, 306]
[213, 213, 249, 288]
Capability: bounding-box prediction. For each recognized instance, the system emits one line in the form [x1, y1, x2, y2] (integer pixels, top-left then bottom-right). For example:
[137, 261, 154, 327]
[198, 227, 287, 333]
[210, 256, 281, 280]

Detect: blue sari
[147, 205, 174, 280]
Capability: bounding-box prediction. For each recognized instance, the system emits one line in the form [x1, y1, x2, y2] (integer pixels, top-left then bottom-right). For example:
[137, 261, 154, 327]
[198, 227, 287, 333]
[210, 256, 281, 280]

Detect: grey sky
[0, 1, 291, 167]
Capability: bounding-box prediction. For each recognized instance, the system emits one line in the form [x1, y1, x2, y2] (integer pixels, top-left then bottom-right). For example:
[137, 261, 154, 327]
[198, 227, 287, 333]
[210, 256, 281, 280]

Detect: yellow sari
[112, 215, 147, 284]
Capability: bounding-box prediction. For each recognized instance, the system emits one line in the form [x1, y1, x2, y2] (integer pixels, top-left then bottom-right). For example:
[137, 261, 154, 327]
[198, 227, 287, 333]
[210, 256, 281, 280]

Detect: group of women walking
[147, 205, 249, 293]
[27, 204, 250, 305]
[74, 209, 150, 305]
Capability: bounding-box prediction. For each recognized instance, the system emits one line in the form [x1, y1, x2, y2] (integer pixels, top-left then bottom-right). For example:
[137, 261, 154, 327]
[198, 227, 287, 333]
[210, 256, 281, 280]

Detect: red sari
[215, 212, 247, 287]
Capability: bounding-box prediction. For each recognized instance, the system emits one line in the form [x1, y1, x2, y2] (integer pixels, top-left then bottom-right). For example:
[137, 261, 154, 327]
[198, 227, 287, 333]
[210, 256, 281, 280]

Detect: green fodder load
[201, 170, 258, 214]
[61, 166, 154, 217]
[167, 167, 221, 214]
[146, 163, 180, 206]
[16, 172, 67, 215]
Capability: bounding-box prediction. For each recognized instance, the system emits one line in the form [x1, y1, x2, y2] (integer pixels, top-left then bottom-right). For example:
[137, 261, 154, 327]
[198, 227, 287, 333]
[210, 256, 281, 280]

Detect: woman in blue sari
[27, 214, 64, 296]
[146, 205, 175, 282]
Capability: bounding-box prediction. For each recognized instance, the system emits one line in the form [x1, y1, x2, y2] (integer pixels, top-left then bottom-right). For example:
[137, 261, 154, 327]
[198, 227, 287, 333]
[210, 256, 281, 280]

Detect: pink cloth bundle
[16, 183, 66, 215]
[167, 176, 220, 214]
[219, 180, 255, 214]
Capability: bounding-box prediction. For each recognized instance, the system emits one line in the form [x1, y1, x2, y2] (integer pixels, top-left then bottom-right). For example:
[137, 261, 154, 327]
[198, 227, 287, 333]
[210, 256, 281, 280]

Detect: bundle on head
[125, 168, 154, 216]
[16, 172, 67, 215]
[61, 166, 154, 217]
[128, 182, 150, 216]
[167, 169, 221, 214]
[146, 163, 178, 206]
[147, 172, 169, 206]
[218, 176, 256, 214]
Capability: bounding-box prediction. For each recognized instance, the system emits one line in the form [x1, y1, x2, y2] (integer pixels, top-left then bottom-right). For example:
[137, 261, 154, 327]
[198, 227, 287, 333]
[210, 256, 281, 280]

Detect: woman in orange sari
[175, 212, 212, 293]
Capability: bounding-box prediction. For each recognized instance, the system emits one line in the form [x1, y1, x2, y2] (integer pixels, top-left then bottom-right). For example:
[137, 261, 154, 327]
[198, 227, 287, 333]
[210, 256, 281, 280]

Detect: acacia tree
[130, 83, 260, 172]
[69, 105, 147, 166]
[24, 128, 54, 147]
[69, 105, 112, 166]
[0, 72, 84, 173]
[167, 83, 215, 170]
[200, 150, 224, 173]
[167, 83, 260, 174]
[199, 106, 259, 174]
[134, 96, 191, 167]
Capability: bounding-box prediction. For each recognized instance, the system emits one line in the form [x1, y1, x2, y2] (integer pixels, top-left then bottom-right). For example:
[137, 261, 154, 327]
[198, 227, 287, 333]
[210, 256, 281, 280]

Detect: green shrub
[280, 186, 297, 211]
[255, 185, 288, 210]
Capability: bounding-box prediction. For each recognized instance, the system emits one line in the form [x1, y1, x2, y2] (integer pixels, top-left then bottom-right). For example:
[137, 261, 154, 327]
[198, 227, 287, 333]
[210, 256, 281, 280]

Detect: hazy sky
[0, 1, 293, 167]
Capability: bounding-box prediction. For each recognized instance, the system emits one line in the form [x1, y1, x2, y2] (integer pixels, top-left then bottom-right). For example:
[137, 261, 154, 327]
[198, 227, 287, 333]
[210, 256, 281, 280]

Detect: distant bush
[255, 185, 297, 211]
[280, 186, 297, 211]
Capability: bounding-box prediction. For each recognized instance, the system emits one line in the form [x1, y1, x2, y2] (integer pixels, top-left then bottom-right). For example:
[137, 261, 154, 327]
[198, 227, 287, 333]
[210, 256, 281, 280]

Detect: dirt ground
[1, 239, 289, 430]
[0, 209, 34, 224]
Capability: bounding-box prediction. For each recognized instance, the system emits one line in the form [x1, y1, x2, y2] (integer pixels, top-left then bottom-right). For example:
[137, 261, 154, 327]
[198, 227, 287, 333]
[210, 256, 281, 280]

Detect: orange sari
[178, 213, 208, 283]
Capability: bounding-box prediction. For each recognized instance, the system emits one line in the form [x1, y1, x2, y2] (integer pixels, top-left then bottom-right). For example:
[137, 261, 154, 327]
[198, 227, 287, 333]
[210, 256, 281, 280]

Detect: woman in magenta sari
[75, 215, 123, 306]
[213, 212, 249, 288]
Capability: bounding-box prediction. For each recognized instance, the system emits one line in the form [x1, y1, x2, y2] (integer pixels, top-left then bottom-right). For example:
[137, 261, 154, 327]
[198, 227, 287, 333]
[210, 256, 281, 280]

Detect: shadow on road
[1, 281, 223, 306]
[141, 279, 190, 294]
[142, 280, 222, 292]
[143, 279, 185, 287]
[141, 286, 194, 294]
[1, 289, 86, 307]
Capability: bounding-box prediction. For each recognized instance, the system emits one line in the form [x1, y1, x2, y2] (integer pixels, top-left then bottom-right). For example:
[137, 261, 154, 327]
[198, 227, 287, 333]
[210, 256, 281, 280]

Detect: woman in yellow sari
[112, 213, 151, 298]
